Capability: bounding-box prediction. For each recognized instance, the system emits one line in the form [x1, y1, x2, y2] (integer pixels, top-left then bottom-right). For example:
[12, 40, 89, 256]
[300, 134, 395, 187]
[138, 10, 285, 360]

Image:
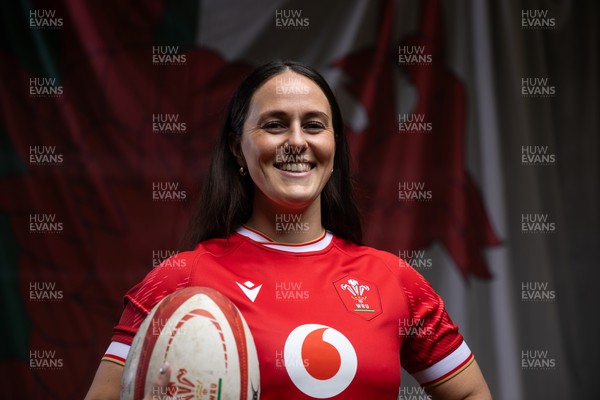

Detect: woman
[85, 60, 491, 399]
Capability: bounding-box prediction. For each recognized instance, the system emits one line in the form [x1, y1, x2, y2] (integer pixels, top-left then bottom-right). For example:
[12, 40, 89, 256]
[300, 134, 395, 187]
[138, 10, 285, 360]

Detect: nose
[286, 120, 307, 149]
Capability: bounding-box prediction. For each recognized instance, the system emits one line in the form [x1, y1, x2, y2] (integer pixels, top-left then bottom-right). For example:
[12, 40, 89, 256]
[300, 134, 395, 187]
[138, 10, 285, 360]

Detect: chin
[269, 191, 319, 210]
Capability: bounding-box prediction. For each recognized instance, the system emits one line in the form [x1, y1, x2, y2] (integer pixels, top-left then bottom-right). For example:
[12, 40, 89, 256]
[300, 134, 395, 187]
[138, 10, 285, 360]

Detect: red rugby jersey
[103, 226, 473, 399]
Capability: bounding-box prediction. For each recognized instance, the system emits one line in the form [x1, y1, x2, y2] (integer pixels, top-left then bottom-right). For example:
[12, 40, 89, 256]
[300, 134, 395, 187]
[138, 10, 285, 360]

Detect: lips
[274, 162, 315, 172]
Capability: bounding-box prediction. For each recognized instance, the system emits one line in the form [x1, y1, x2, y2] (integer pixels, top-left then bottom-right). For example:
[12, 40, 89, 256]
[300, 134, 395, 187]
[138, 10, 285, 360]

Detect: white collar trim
[236, 226, 333, 253]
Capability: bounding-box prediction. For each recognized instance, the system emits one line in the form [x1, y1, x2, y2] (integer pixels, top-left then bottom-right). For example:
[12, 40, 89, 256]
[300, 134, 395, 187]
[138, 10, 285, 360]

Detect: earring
[239, 167, 247, 176]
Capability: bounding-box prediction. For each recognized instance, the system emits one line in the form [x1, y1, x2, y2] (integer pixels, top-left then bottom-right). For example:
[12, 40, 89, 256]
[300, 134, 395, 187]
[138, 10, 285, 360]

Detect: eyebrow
[257, 110, 331, 122]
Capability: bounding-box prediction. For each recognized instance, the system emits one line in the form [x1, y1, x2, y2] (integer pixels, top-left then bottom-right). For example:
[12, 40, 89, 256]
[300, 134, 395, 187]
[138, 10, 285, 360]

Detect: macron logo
[236, 280, 263, 302]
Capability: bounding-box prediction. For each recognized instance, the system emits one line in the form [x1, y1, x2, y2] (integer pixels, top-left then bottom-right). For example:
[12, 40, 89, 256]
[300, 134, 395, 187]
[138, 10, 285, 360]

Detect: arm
[84, 361, 123, 400]
[84, 360, 172, 400]
[85, 255, 190, 399]
[397, 263, 491, 399]
[425, 359, 492, 400]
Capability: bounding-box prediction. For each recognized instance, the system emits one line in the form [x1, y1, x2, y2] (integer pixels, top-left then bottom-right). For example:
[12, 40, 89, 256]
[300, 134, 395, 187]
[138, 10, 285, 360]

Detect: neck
[245, 196, 324, 244]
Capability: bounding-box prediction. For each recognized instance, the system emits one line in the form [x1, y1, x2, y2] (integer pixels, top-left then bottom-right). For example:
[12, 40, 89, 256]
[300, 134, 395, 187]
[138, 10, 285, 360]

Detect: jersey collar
[236, 225, 333, 253]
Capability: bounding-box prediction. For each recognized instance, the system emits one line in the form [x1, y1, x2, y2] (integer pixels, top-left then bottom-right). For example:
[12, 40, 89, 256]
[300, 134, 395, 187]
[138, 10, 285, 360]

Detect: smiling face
[238, 70, 335, 211]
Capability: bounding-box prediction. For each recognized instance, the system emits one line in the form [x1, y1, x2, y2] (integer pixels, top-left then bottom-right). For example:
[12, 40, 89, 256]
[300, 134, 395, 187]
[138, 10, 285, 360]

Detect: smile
[274, 163, 315, 172]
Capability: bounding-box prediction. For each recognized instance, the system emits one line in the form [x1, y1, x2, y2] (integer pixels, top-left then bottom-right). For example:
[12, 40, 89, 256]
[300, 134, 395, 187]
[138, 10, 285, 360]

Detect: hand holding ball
[121, 287, 260, 400]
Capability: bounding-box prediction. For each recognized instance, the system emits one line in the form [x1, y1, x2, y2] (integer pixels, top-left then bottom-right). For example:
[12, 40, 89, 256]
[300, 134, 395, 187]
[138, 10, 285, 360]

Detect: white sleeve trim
[411, 341, 472, 385]
[104, 341, 131, 360]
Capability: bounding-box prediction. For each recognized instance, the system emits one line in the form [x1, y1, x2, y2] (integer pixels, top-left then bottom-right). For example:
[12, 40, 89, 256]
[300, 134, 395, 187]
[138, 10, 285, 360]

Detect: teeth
[277, 163, 312, 172]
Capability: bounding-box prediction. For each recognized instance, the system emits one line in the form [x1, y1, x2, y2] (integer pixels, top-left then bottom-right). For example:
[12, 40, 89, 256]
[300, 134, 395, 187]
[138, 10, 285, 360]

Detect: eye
[303, 120, 326, 132]
[261, 120, 287, 133]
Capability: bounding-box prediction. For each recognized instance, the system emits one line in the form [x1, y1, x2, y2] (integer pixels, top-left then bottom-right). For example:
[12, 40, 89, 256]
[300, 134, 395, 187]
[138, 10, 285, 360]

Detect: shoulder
[332, 237, 416, 279]
[332, 237, 441, 307]
[128, 235, 244, 302]
[191, 233, 246, 257]
[333, 237, 397, 261]
[156, 234, 245, 272]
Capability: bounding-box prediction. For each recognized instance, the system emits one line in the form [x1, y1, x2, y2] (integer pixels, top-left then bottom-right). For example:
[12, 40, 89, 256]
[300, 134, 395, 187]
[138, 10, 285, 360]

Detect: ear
[228, 132, 246, 167]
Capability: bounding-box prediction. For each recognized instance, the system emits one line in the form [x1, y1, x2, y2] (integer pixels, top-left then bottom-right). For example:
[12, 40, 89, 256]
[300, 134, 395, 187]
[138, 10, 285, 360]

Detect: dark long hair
[181, 60, 362, 249]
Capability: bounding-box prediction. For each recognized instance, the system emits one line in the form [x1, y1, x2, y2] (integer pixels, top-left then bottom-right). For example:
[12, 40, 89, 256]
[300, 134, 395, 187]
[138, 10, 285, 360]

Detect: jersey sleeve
[398, 259, 474, 388]
[101, 252, 195, 366]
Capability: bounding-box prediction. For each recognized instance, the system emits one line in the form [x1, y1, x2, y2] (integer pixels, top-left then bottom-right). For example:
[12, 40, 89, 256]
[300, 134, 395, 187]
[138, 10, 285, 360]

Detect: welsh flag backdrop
[2, 0, 595, 399]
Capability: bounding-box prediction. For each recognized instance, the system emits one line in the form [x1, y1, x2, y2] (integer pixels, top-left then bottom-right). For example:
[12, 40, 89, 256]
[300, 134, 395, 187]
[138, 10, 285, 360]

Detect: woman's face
[239, 70, 335, 211]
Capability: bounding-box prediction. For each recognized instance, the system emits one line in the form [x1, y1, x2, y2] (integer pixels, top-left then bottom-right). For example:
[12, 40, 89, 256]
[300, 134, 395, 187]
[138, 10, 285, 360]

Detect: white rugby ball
[121, 287, 260, 400]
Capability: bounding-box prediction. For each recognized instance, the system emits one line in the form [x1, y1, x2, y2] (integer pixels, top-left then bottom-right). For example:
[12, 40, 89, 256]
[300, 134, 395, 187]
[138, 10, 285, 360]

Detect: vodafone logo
[284, 324, 357, 398]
